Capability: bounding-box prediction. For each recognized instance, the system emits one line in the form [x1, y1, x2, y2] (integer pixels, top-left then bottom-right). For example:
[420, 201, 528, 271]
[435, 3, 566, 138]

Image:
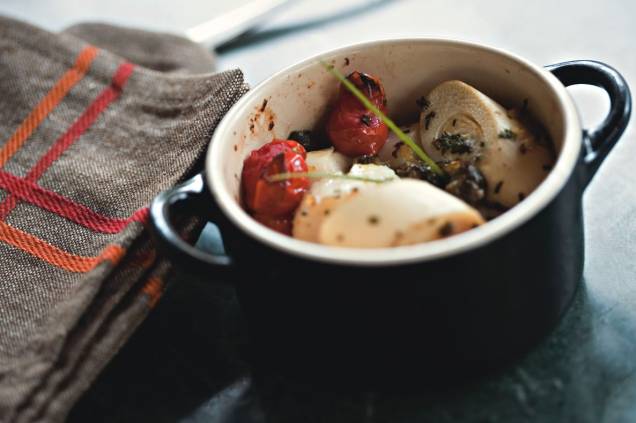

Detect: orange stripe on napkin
[141, 276, 164, 308]
[0, 221, 124, 273]
[0, 45, 98, 167]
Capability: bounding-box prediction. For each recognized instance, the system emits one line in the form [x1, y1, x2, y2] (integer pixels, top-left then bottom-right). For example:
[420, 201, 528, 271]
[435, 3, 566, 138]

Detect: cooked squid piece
[377, 123, 420, 169]
[319, 179, 484, 248]
[305, 147, 352, 173]
[292, 163, 396, 243]
[419, 80, 554, 208]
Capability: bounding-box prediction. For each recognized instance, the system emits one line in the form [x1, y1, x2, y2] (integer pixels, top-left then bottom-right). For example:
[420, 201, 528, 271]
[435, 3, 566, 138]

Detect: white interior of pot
[208, 39, 581, 266]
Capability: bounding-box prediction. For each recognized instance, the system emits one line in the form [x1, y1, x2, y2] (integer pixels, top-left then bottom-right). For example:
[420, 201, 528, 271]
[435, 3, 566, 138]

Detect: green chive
[320, 61, 444, 176]
[265, 171, 394, 184]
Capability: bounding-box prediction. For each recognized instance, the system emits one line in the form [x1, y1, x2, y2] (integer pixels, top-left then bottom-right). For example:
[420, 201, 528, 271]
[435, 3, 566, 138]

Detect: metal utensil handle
[185, 0, 295, 48]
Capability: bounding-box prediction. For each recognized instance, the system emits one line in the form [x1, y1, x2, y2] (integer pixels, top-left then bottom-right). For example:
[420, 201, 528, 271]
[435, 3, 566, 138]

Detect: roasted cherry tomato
[326, 71, 389, 157]
[242, 140, 310, 218]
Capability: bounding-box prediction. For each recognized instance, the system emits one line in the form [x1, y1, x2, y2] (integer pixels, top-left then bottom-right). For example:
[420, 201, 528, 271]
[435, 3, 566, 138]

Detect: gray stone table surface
[1, 0, 635, 422]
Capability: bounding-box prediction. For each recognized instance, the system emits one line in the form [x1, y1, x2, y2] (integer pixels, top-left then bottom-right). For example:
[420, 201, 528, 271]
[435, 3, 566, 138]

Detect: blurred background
[1, 1, 635, 422]
[1, 0, 634, 85]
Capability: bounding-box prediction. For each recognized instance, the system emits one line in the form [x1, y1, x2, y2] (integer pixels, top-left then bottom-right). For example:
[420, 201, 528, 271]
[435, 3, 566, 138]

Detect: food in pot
[240, 70, 555, 247]
[326, 71, 389, 157]
[419, 80, 554, 208]
[241, 139, 310, 234]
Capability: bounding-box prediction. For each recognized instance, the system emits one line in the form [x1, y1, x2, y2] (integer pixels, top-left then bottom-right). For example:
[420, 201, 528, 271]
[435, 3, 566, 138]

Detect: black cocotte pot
[150, 40, 631, 382]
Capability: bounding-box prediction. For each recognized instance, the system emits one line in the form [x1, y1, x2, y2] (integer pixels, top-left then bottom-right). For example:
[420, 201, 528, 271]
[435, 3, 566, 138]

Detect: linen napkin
[0, 16, 248, 422]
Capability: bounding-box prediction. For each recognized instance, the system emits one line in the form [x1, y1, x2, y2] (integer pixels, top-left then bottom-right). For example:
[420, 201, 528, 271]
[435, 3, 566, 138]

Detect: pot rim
[207, 38, 582, 267]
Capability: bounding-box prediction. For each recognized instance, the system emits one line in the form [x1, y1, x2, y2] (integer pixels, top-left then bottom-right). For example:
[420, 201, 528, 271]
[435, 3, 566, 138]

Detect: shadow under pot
[150, 40, 631, 384]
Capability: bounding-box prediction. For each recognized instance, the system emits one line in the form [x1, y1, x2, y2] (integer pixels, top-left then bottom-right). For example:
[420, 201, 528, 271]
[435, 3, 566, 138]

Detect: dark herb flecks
[494, 180, 504, 194]
[424, 111, 436, 130]
[443, 162, 486, 206]
[392, 141, 404, 158]
[395, 162, 448, 187]
[360, 114, 373, 126]
[288, 130, 331, 151]
[498, 129, 517, 140]
[439, 222, 454, 237]
[354, 155, 387, 166]
[368, 215, 380, 225]
[433, 132, 473, 155]
[519, 143, 528, 154]
[416, 96, 430, 111]
[518, 192, 526, 202]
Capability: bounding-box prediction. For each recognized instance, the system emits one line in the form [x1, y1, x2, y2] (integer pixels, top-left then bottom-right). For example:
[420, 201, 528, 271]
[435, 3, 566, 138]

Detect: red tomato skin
[326, 71, 389, 157]
[241, 141, 310, 218]
[338, 71, 387, 111]
[241, 140, 307, 214]
[326, 105, 389, 156]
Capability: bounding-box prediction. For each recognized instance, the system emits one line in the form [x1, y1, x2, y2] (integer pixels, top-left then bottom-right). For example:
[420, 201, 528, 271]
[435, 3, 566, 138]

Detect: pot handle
[546, 60, 632, 186]
[150, 173, 234, 274]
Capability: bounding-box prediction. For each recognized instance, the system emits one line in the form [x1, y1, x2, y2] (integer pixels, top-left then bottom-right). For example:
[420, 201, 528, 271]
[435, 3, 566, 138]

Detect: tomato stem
[321, 61, 445, 177]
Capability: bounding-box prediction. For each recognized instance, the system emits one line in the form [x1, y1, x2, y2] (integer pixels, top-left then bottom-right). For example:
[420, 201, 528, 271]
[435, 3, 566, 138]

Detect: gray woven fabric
[0, 16, 248, 422]
[64, 22, 216, 75]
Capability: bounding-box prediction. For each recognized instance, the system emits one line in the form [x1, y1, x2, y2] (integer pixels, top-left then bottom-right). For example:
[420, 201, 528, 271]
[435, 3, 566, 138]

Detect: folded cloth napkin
[0, 16, 248, 422]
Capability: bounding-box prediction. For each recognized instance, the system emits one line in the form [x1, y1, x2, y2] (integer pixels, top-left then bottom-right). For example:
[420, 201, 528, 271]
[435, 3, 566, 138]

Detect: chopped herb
[452, 119, 457, 127]
[443, 163, 486, 205]
[354, 155, 387, 166]
[433, 132, 473, 155]
[518, 192, 526, 202]
[360, 114, 373, 126]
[480, 142, 486, 147]
[367, 215, 380, 225]
[268, 121, 275, 130]
[439, 222, 454, 237]
[498, 129, 517, 140]
[416, 96, 430, 111]
[395, 162, 448, 187]
[260, 99, 268, 112]
[403, 127, 410, 134]
[301, 210, 308, 216]
[288, 130, 330, 151]
[391, 141, 404, 158]
[494, 180, 503, 194]
[424, 111, 436, 130]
